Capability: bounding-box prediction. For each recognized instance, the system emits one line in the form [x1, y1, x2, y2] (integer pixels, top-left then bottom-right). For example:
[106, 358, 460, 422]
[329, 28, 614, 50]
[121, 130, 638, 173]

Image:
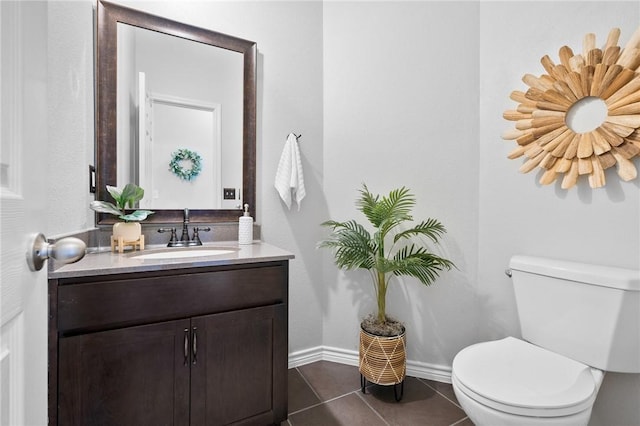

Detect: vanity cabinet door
[190, 304, 288, 426]
[58, 319, 191, 426]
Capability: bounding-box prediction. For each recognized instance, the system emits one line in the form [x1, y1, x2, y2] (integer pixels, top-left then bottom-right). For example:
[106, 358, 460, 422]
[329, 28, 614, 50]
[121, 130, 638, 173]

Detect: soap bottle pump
[238, 204, 253, 245]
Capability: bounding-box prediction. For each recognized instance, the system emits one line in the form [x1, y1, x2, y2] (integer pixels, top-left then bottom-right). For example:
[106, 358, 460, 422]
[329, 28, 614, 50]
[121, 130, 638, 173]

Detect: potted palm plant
[90, 183, 154, 250]
[319, 184, 454, 400]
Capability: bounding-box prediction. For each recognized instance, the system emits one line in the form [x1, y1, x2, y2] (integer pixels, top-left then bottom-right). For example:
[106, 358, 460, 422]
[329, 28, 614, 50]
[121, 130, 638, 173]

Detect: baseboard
[288, 346, 452, 384]
[407, 358, 453, 384]
[287, 346, 325, 368]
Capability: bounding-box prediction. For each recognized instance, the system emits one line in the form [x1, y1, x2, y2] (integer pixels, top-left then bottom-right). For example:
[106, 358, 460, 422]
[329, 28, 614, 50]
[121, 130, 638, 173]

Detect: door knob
[27, 233, 86, 271]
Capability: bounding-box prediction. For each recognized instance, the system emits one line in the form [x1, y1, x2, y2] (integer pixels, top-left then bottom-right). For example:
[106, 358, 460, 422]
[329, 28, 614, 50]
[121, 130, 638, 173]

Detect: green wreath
[169, 148, 202, 181]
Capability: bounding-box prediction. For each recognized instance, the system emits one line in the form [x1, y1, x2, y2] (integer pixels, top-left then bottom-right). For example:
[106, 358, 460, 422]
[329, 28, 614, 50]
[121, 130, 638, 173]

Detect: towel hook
[293, 133, 302, 141]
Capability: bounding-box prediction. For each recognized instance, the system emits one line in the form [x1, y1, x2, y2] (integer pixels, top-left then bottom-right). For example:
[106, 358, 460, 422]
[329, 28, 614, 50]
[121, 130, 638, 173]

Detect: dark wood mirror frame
[96, 0, 256, 224]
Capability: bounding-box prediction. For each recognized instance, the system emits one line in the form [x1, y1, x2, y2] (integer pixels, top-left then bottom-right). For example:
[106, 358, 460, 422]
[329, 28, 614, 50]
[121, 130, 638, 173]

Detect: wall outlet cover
[223, 188, 236, 200]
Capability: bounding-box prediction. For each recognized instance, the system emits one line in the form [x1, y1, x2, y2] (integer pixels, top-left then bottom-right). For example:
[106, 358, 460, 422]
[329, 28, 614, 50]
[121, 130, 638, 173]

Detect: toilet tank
[509, 255, 640, 373]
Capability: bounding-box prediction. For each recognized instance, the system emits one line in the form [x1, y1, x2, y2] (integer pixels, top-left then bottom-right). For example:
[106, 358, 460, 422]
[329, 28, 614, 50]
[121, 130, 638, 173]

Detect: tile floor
[283, 360, 474, 426]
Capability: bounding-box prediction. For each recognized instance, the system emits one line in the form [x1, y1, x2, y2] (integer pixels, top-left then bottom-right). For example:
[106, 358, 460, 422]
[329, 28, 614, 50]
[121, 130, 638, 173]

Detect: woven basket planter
[359, 327, 406, 386]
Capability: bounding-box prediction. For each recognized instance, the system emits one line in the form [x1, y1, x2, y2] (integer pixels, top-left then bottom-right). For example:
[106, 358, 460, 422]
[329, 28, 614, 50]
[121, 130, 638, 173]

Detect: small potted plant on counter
[90, 183, 154, 252]
[318, 184, 454, 401]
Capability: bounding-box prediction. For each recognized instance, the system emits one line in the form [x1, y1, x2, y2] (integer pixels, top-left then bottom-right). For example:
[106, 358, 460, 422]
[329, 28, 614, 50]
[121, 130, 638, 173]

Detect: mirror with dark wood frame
[96, 0, 256, 224]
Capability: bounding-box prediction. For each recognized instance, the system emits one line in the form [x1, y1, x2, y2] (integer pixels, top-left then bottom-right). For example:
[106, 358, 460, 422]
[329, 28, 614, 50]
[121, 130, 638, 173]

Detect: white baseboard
[287, 346, 325, 368]
[406, 358, 453, 384]
[288, 346, 452, 384]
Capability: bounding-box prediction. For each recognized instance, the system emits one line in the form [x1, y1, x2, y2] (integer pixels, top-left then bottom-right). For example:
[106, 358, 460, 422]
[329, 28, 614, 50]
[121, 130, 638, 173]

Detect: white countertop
[49, 241, 295, 279]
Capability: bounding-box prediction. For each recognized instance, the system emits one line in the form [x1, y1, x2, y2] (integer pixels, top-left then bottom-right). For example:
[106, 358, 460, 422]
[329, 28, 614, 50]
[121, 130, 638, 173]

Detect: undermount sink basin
[131, 247, 238, 260]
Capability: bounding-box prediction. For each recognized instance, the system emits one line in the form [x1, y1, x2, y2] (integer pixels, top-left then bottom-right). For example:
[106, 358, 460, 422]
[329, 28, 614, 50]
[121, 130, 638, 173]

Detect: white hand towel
[275, 133, 306, 210]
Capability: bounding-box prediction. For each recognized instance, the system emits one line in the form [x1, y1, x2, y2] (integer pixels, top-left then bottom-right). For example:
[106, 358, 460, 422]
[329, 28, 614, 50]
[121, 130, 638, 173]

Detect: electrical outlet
[89, 165, 96, 193]
[223, 188, 236, 200]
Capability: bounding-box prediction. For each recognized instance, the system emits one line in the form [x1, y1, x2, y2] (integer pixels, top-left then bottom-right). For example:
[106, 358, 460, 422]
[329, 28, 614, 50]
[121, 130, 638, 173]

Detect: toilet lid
[452, 337, 598, 417]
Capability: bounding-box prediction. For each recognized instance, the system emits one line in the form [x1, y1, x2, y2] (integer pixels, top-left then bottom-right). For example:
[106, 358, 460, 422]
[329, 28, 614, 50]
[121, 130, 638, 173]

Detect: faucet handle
[192, 227, 211, 246]
[158, 227, 178, 246]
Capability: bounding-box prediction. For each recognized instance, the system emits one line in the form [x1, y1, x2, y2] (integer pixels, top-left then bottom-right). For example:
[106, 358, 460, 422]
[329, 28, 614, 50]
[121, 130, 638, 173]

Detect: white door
[149, 95, 221, 209]
[1, 2, 49, 425]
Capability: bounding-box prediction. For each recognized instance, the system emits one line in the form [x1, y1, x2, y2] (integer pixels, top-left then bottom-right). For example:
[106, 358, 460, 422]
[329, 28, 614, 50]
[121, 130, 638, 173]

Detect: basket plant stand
[359, 328, 406, 401]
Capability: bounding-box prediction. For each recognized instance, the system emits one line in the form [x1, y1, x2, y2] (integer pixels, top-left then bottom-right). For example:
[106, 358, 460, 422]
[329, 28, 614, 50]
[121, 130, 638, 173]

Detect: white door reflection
[138, 73, 221, 209]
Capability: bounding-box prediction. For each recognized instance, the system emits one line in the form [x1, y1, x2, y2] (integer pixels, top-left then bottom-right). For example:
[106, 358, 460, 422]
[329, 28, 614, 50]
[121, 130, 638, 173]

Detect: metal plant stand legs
[360, 374, 404, 402]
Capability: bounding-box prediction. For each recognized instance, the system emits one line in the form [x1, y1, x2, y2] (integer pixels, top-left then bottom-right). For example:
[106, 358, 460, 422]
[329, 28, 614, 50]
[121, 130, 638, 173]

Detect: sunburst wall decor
[502, 27, 640, 189]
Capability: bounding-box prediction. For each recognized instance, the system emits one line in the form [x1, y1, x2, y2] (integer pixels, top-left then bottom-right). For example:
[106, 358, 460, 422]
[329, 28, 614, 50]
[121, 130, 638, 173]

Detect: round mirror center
[565, 96, 608, 133]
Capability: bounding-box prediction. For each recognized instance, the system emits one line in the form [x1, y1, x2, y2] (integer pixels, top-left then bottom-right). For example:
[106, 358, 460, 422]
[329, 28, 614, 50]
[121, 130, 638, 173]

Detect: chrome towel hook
[26, 233, 86, 271]
[505, 268, 512, 277]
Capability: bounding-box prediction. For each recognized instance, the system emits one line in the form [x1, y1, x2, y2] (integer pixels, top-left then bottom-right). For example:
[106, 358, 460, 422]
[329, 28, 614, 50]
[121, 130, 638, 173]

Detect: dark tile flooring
[284, 360, 474, 426]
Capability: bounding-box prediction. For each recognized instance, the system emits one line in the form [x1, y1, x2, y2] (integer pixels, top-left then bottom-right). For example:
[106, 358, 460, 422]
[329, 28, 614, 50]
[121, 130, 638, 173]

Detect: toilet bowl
[451, 255, 639, 426]
[452, 337, 604, 426]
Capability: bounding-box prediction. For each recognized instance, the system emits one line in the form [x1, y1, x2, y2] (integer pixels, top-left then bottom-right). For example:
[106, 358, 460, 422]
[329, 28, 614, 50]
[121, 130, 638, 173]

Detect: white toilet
[452, 255, 640, 426]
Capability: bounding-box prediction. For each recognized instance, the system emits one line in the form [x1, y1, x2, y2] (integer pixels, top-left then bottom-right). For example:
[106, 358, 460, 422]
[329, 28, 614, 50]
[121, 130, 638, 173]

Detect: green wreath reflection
[169, 148, 202, 181]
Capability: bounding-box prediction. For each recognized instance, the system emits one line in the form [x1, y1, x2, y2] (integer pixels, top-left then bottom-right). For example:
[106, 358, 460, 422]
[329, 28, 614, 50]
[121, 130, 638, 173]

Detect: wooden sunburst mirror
[503, 27, 640, 189]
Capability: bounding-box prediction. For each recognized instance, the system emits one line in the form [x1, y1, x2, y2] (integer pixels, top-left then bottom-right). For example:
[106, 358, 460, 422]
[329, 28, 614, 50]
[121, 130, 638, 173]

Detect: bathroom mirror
[96, 0, 256, 224]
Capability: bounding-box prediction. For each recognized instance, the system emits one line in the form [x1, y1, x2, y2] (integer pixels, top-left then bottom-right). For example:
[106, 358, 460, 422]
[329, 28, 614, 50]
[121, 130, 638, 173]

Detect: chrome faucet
[158, 208, 211, 247]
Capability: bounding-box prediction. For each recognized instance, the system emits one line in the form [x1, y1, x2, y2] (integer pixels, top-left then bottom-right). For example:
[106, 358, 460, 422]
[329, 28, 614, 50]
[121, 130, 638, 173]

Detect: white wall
[45, 1, 639, 424]
[479, 1, 640, 341]
[479, 3, 640, 425]
[47, 0, 94, 236]
[322, 1, 481, 369]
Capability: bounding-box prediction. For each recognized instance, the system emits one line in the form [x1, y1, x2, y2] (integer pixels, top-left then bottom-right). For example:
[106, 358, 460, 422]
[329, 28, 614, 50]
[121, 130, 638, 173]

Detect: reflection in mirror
[96, 0, 256, 224]
[117, 24, 243, 210]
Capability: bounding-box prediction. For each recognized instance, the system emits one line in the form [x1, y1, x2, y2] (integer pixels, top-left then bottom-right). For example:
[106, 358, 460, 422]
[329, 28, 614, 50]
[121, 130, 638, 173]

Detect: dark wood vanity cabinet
[49, 261, 289, 426]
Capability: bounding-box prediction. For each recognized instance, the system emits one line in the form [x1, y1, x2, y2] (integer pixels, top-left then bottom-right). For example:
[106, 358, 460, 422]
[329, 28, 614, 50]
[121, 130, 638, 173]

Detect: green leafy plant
[319, 184, 454, 335]
[90, 183, 154, 222]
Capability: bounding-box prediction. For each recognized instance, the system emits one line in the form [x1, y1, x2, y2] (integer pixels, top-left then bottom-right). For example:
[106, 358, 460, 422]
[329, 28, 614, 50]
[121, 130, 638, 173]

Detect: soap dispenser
[238, 204, 253, 245]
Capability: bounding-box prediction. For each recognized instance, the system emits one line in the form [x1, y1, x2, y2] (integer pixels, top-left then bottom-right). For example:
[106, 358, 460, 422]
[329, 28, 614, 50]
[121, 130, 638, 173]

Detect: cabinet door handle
[192, 327, 198, 365]
[183, 328, 189, 365]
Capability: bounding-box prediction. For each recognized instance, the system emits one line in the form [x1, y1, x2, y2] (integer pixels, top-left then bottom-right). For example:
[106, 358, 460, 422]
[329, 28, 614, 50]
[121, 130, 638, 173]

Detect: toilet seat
[452, 337, 601, 418]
